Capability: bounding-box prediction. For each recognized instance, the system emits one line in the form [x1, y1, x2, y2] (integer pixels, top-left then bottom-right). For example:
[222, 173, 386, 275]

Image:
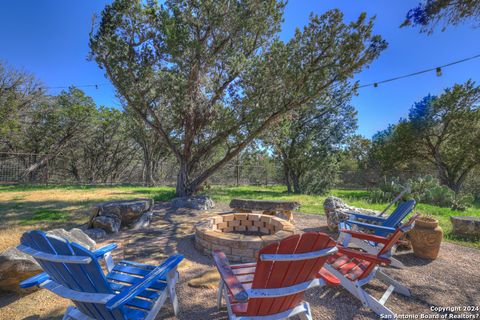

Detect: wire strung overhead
[45, 83, 110, 90]
[43, 53, 480, 91]
[358, 53, 480, 88]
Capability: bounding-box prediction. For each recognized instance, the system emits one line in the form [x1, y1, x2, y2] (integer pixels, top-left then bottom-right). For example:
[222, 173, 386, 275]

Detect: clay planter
[409, 216, 443, 260]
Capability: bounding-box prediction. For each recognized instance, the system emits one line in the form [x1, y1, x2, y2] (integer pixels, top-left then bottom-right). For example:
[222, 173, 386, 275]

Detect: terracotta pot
[409, 216, 443, 260]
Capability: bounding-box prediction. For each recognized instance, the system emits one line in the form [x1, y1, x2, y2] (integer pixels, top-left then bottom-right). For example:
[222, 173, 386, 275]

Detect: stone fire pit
[195, 213, 296, 262]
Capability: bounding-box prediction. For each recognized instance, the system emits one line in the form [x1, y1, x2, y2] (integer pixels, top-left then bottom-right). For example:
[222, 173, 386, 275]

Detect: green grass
[1, 184, 478, 248]
[19, 209, 70, 225]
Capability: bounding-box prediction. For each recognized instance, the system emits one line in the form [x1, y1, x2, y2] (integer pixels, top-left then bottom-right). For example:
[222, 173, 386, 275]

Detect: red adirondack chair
[325, 213, 419, 317]
[213, 232, 339, 320]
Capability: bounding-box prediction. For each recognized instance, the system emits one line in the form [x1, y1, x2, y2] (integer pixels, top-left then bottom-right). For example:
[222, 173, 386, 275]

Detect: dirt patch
[187, 269, 220, 289]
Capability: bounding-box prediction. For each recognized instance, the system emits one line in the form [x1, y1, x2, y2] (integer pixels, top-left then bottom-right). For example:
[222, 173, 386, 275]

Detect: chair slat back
[20, 231, 126, 320]
[378, 213, 418, 256]
[246, 233, 336, 316]
[359, 214, 419, 280]
[379, 200, 416, 236]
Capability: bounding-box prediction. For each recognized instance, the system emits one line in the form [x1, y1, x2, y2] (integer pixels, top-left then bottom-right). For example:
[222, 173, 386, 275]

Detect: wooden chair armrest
[93, 243, 118, 258]
[212, 250, 248, 302]
[339, 229, 390, 245]
[20, 272, 50, 288]
[347, 220, 396, 234]
[348, 212, 386, 222]
[106, 254, 183, 310]
[338, 247, 391, 265]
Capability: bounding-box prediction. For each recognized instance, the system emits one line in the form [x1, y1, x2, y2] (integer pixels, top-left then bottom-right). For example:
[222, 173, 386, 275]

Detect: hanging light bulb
[373, 83, 378, 88]
[436, 67, 442, 77]
[95, 84, 99, 89]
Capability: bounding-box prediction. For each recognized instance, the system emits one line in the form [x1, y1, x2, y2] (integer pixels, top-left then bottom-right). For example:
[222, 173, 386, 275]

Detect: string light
[359, 53, 480, 89]
[45, 83, 111, 90]
[436, 67, 442, 77]
[42, 53, 480, 91]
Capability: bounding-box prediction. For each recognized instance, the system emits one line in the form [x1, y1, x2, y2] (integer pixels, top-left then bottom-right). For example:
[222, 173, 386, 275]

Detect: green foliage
[369, 175, 474, 210]
[0, 62, 44, 140]
[300, 161, 339, 195]
[402, 0, 480, 33]
[268, 88, 358, 194]
[369, 81, 480, 194]
[90, 0, 386, 196]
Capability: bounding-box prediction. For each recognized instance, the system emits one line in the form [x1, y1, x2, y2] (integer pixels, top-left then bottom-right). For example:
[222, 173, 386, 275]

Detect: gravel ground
[1, 203, 479, 320]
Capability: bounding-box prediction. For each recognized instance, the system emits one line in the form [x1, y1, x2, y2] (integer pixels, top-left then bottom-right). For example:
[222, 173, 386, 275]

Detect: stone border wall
[195, 213, 295, 263]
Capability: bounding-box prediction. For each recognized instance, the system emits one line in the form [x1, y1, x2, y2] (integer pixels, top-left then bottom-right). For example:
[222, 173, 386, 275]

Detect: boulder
[323, 196, 378, 231]
[0, 248, 41, 293]
[92, 216, 121, 233]
[88, 199, 154, 233]
[229, 199, 300, 211]
[130, 212, 154, 230]
[171, 195, 215, 210]
[0, 228, 96, 293]
[83, 228, 107, 240]
[47, 228, 96, 250]
[450, 216, 480, 238]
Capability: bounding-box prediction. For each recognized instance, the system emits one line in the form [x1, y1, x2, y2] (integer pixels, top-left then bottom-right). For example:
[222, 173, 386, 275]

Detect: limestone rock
[229, 199, 300, 212]
[83, 228, 107, 240]
[451, 216, 480, 237]
[47, 228, 96, 250]
[323, 196, 378, 231]
[0, 248, 42, 293]
[171, 195, 215, 210]
[92, 216, 121, 233]
[129, 212, 153, 230]
[0, 228, 96, 293]
[88, 199, 154, 233]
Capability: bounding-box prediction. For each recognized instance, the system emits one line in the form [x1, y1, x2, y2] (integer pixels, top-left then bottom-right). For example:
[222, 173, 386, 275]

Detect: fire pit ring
[195, 213, 296, 262]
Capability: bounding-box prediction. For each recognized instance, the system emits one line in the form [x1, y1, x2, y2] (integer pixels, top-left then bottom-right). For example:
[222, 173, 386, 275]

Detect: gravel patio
[1, 202, 479, 320]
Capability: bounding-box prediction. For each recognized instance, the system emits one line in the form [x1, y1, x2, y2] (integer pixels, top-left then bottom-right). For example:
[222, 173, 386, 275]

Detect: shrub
[369, 175, 474, 210]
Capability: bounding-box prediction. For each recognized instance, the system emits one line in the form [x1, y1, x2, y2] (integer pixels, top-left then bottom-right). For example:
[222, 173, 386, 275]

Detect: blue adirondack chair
[17, 230, 183, 320]
[337, 199, 416, 268]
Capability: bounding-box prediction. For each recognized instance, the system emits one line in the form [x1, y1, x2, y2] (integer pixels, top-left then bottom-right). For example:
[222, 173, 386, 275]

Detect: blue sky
[1, 1, 479, 138]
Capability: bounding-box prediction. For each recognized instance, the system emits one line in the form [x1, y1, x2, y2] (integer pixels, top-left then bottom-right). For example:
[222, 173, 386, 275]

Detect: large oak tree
[90, 0, 386, 196]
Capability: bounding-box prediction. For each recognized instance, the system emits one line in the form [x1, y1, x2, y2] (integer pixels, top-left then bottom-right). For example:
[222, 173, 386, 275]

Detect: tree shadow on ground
[0, 291, 22, 307]
[0, 199, 96, 230]
[394, 252, 435, 267]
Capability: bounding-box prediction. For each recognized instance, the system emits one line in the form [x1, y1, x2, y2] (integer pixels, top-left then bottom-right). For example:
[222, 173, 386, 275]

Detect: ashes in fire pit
[194, 213, 296, 262]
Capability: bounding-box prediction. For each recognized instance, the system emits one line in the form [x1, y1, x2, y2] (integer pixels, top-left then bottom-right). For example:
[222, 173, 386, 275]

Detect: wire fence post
[45, 158, 49, 186]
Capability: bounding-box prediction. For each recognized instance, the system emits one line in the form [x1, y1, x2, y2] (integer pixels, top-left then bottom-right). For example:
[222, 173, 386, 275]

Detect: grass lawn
[0, 184, 478, 250]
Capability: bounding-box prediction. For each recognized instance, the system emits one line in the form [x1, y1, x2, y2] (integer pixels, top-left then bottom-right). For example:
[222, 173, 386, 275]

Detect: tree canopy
[402, 0, 480, 33]
[89, 0, 386, 196]
[269, 85, 357, 194]
[370, 80, 480, 193]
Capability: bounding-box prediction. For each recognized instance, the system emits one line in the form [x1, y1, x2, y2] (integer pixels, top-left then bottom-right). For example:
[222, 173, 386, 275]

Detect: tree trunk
[22, 154, 52, 181]
[292, 173, 301, 194]
[176, 161, 193, 197]
[283, 162, 292, 193]
[143, 150, 155, 187]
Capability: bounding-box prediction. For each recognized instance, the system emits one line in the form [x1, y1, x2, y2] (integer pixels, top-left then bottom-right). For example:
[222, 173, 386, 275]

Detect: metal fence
[0, 151, 412, 189]
[0, 152, 285, 187]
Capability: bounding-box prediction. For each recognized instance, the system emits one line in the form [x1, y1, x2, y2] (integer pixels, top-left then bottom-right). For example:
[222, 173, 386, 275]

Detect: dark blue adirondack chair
[17, 230, 183, 320]
[338, 199, 416, 268]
